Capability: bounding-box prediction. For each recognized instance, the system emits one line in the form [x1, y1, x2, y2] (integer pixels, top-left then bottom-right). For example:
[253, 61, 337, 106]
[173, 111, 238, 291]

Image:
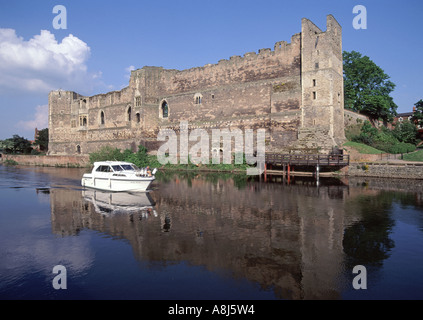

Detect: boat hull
[81, 174, 154, 192]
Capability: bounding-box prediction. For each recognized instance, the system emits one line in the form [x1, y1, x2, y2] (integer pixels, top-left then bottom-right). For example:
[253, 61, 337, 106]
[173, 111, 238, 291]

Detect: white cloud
[124, 65, 136, 79]
[0, 28, 98, 95]
[126, 65, 136, 73]
[17, 104, 49, 131]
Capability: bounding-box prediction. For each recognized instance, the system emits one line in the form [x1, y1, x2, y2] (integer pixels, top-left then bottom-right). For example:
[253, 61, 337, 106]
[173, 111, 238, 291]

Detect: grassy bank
[344, 141, 384, 154]
[402, 149, 423, 162]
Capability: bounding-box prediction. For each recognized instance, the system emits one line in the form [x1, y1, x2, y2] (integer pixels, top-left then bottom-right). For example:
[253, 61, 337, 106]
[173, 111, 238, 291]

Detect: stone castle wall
[48, 15, 345, 157]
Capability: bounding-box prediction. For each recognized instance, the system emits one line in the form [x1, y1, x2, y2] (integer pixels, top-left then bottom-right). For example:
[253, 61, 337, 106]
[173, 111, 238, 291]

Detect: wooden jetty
[264, 153, 350, 181]
[265, 153, 350, 167]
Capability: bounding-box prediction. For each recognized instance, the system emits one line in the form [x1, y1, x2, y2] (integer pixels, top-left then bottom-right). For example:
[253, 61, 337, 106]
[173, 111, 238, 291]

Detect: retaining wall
[346, 162, 423, 180]
[1, 154, 90, 167]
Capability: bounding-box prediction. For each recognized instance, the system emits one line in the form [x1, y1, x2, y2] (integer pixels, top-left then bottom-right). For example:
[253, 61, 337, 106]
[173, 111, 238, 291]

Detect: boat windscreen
[121, 164, 136, 171]
[112, 165, 123, 172]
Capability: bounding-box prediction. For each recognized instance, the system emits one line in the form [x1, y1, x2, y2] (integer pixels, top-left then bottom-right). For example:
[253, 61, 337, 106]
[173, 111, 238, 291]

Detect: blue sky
[0, 0, 422, 140]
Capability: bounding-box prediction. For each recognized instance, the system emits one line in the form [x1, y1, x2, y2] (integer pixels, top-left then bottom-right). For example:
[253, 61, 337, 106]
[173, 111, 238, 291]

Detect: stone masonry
[48, 15, 345, 156]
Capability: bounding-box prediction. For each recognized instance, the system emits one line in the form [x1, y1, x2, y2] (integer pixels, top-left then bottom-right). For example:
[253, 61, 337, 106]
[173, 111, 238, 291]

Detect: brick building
[48, 15, 345, 156]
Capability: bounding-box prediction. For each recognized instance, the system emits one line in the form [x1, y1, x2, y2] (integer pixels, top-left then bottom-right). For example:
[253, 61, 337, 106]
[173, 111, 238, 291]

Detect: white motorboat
[81, 161, 157, 192]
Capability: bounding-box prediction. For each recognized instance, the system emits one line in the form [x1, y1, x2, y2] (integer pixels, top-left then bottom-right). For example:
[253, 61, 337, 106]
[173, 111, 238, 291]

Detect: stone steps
[294, 127, 337, 154]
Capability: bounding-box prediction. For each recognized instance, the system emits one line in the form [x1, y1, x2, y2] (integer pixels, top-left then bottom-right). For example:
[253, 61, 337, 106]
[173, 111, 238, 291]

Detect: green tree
[0, 139, 14, 153]
[1, 135, 33, 154]
[343, 51, 397, 122]
[34, 128, 49, 152]
[392, 120, 418, 145]
[12, 135, 33, 154]
[411, 99, 423, 128]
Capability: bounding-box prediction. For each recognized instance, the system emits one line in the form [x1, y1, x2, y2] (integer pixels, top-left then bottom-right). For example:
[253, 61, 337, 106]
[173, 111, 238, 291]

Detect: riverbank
[264, 160, 423, 180]
[2, 154, 423, 180]
[0, 154, 90, 168]
[345, 161, 423, 180]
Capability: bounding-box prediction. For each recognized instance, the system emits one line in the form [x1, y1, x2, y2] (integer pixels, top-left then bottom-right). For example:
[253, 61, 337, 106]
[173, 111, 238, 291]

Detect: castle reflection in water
[48, 172, 418, 299]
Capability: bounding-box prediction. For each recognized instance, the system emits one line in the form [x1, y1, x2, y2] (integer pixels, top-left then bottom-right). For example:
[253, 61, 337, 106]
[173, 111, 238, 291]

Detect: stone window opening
[194, 93, 203, 105]
[135, 96, 141, 107]
[127, 106, 132, 122]
[80, 116, 87, 127]
[313, 91, 317, 100]
[76, 145, 81, 154]
[80, 99, 87, 109]
[100, 111, 105, 125]
[136, 112, 141, 123]
[161, 100, 169, 119]
[313, 79, 316, 87]
[315, 62, 319, 69]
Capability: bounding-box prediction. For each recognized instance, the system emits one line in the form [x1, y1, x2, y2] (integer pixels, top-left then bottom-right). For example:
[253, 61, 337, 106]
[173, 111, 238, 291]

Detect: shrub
[31, 149, 41, 155]
[384, 142, 416, 154]
[392, 120, 418, 145]
[4, 159, 18, 166]
[345, 123, 364, 141]
[351, 121, 378, 145]
[89, 146, 125, 164]
[89, 145, 161, 168]
[351, 120, 417, 154]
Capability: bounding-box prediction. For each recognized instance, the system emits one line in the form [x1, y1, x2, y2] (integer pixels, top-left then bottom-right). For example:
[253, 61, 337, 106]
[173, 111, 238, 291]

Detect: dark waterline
[0, 165, 423, 300]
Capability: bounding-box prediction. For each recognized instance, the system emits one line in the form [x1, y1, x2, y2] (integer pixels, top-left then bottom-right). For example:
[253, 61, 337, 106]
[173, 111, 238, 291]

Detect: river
[1, 165, 423, 300]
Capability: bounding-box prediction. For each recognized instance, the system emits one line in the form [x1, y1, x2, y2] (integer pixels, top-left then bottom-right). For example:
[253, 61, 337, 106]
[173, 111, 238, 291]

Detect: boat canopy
[93, 161, 140, 173]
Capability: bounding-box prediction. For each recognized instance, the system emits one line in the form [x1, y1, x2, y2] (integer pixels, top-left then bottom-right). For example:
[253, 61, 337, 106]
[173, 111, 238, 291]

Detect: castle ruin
[48, 15, 345, 156]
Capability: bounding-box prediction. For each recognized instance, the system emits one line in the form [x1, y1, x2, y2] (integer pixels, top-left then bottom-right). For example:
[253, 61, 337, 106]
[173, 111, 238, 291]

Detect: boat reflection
[82, 189, 157, 216]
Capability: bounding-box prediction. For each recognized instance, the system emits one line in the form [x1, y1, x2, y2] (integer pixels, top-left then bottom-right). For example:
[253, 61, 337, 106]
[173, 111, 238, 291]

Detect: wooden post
[264, 163, 267, 182]
[287, 164, 291, 184]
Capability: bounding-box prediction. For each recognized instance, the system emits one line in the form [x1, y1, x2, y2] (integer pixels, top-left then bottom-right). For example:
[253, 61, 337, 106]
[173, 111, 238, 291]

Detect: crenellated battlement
[127, 33, 301, 77]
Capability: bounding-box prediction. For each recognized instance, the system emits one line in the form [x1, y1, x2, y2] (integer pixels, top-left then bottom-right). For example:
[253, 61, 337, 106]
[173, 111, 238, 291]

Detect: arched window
[82, 117, 87, 127]
[100, 111, 105, 125]
[127, 106, 132, 122]
[136, 112, 141, 123]
[161, 101, 169, 118]
[135, 96, 141, 107]
[194, 93, 203, 105]
[76, 145, 81, 154]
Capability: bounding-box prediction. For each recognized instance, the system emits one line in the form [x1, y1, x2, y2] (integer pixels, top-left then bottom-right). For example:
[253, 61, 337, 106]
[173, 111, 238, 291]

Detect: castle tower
[48, 90, 83, 155]
[300, 15, 345, 151]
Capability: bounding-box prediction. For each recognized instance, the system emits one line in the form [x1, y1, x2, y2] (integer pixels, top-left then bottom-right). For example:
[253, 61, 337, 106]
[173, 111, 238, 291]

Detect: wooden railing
[265, 153, 350, 166]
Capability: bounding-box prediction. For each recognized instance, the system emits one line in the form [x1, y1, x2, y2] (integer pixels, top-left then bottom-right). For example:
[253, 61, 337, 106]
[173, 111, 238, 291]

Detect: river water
[0, 164, 423, 300]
